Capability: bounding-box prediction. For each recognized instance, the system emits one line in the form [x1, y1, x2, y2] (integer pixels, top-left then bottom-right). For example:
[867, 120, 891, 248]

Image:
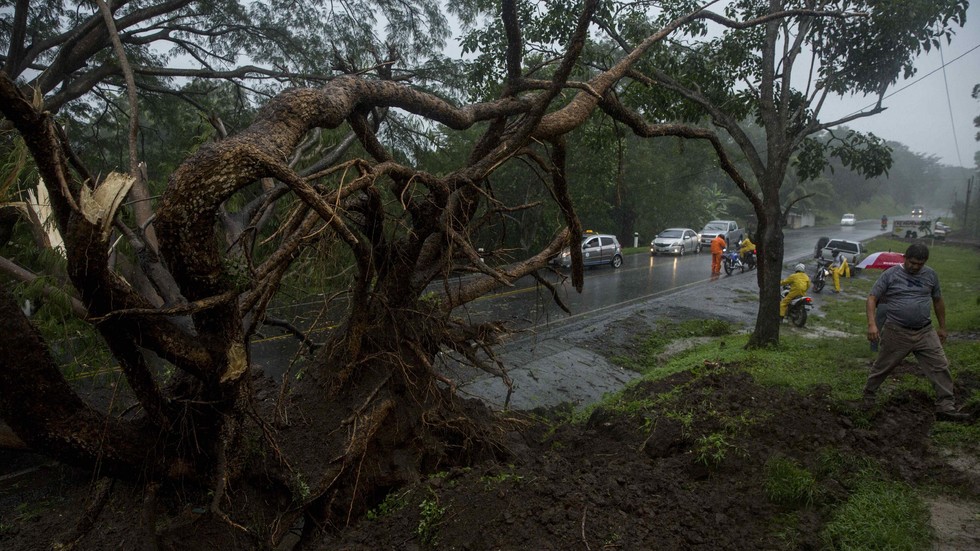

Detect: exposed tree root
[56, 477, 114, 551]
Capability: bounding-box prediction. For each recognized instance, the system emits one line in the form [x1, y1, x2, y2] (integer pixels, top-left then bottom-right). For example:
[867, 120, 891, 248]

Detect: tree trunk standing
[612, 126, 636, 243]
[744, 8, 792, 349]
[749, 195, 787, 348]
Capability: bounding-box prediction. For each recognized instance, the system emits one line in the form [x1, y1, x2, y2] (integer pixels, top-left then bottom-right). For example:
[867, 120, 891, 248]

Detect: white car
[650, 228, 701, 256]
[840, 213, 856, 226]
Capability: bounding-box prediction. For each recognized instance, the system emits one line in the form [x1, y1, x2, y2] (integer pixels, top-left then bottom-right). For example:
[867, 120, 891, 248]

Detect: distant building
[786, 210, 815, 229]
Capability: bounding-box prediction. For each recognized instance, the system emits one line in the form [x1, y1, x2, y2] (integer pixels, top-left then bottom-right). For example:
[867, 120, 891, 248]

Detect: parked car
[934, 221, 950, 239]
[698, 220, 744, 249]
[553, 232, 623, 269]
[817, 238, 865, 266]
[651, 228, 701, 256]
[840, 213, 856, 226]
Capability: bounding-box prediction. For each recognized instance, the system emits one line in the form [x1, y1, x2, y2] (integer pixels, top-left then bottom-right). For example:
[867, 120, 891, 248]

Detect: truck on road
[698, 220, 745, 249]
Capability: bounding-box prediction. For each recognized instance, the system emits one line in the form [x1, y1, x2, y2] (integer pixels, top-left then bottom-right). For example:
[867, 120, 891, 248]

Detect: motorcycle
[781, 285, 813, 327]
[743, 249, 757, 271]
[812, 259, 831, 293]
[722, 248, 744, 275]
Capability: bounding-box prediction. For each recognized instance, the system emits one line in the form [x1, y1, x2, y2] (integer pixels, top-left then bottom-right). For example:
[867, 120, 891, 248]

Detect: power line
[843, 42, 980, 119]
[939, 41, 966, 169]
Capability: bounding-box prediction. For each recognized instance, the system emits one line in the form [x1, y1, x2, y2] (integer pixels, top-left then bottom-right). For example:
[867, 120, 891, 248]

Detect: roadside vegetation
[590, 239, 980, 548]
[302, 238, 977, 548]
[2, 0, 976, 544]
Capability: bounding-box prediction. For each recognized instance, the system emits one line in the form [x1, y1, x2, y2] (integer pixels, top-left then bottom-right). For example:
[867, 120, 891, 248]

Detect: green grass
[930, 420, 980, 451]
[764, 455, 817, 507]
[367, 489, 409, 521]
[821, 475, 932, 550]
[618, 318, 735, 367]
[632, 241, 980, 407]
[580, 241, 980, 549]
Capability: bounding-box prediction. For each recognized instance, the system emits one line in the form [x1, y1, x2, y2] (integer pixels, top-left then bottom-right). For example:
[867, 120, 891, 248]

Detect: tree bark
[0, 286, 157, 477]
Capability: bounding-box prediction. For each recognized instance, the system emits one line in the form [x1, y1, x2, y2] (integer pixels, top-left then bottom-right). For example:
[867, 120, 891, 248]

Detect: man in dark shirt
[864, 243, 968, 421]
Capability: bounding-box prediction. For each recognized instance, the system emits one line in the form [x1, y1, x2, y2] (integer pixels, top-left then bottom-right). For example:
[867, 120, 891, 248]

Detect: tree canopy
[0, 0, 972, 546]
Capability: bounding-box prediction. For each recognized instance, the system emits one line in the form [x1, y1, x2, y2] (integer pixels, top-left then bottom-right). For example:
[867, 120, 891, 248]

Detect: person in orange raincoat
[710, 234, 727, 274]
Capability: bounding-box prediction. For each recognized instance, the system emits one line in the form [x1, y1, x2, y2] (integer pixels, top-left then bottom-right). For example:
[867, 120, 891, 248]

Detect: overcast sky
[819, 3, 980, 171]
[445, 3, 979, 170]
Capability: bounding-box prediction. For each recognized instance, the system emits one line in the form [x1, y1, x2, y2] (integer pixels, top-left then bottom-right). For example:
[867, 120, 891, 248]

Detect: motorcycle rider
[738, 236, 756, 268]
[881, 214, 888, 230]
[780, 263, 811, 320]
[830, 249, 850, 293]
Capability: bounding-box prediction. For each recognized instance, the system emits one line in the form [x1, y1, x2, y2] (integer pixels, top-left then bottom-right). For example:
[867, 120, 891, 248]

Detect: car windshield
[827, 241, 857, 253]
[843, 214, 854, 219]
[704, 223, 727, 231]
[658, 230, 683, 238]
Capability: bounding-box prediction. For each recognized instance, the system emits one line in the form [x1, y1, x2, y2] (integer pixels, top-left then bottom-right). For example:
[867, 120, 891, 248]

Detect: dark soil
[5, 360, 975, 550]
[315, 365, 979, 550]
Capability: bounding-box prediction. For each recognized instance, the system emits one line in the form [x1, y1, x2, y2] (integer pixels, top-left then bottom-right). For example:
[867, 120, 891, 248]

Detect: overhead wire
[939, 41, 966, 170]
[841, 42, 980, 122]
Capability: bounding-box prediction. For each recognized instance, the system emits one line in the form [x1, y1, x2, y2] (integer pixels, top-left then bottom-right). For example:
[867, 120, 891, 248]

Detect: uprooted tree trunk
[1, 0, 850, 546]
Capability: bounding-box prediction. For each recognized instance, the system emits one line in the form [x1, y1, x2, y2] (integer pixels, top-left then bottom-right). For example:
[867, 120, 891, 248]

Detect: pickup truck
[817, 238, 865, 266]
[699, 220, 745, 249]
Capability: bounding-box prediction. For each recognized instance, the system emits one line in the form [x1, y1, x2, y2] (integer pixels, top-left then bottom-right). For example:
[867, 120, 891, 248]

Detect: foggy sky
[821, 2, 980, 170]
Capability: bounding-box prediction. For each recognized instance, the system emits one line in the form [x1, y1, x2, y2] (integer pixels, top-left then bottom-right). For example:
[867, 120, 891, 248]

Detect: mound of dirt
[317, 365, 979, 550]
[2, 360, 978, 550]
[2, 270, 978, 550]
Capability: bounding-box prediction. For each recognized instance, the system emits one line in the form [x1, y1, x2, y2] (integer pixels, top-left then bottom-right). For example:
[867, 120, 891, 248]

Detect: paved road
[440, 220, 890, 410]
[443, 220, 884, 334]
[252, 221, 886, 399]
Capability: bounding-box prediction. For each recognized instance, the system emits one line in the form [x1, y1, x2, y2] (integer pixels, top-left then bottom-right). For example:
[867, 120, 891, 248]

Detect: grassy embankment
[596, 237, 979, 549]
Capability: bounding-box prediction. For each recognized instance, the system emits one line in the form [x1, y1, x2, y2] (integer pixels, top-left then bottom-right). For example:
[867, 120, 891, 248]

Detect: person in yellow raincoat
[829, 249, 850, 293]
[780, 263, 811, 319]
[738, 236, 756, 266]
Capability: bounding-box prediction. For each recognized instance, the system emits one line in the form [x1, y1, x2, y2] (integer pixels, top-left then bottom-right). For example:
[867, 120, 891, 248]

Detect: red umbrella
[857, 251, 905, 270]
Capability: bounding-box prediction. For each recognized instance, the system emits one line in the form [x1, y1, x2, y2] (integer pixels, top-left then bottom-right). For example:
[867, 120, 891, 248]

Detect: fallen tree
[2, 0, 962, 547]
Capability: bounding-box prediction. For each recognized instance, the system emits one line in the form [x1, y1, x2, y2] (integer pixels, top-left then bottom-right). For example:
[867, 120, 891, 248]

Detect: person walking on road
[830, 249, 850, 293]
[863, 243, 968, 422]
[710, 233, 726, 275]
[779, 263, 810, 320]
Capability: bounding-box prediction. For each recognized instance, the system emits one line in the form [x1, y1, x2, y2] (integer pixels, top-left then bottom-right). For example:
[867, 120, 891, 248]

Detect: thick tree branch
[0, 286, 158, 477]
[441, 229, 572, 310]
[597, 92, 764, 214]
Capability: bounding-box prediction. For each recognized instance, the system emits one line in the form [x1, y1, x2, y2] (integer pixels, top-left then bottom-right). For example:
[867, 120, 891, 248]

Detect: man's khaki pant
[864, 323, 956, 412]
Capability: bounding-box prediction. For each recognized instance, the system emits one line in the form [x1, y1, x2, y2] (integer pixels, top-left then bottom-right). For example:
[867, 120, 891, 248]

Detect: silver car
[651, 228, 701, 256]
[553, 233, 624, 268]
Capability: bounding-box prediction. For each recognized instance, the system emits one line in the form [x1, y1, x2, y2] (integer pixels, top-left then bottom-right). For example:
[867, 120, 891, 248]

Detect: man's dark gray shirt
[870, 264, 941, 330]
